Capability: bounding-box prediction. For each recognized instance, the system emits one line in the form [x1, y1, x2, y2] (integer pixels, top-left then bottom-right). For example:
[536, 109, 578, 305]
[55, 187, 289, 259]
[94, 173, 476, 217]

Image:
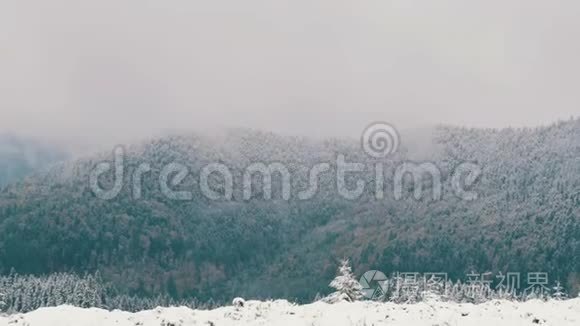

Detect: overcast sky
[1, 0, 579, 147]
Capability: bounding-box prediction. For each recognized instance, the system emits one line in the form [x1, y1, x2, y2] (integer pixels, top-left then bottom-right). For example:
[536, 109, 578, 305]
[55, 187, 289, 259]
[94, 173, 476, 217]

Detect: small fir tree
[328, 259, 363, 302]
[552, 281, 567, 300]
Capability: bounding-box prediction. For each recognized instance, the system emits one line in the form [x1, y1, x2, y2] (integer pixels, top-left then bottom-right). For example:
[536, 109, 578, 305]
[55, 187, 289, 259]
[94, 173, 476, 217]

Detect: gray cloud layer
[1, 0, 579, 147]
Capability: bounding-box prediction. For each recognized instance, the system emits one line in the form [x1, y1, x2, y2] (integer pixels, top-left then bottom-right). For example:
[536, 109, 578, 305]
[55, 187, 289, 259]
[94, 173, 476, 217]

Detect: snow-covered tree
[552, 281, 567, 300]
[0, 291, 5, 312]
[420, 275, 444, 302]
[327, 259, 363, 303]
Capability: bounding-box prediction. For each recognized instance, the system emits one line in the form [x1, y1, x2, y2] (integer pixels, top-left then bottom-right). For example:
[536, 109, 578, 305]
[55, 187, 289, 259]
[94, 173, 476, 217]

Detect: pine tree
[421, 274, 444, 302]
[0, 291, 6, 312]
[552, 281, 568, 300]
[327, 259, 363, 302]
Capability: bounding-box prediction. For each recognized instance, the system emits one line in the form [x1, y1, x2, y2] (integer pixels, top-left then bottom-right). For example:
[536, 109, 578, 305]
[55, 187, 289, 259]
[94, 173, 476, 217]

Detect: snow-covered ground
[1, 299, 578, 326]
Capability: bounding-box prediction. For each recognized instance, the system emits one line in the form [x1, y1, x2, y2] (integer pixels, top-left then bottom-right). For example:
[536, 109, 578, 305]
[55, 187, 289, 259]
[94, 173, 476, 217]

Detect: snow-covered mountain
[0, 120, 578, 302]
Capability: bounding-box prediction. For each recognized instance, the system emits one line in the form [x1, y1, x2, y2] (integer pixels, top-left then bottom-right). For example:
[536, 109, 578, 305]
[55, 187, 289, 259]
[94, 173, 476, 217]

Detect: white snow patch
[0, 299, 578, 326]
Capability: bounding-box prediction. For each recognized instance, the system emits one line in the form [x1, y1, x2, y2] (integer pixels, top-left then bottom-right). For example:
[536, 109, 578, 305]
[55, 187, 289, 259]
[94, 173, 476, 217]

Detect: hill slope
[0, 134, 68, 189]
[0, 120, 578, 301]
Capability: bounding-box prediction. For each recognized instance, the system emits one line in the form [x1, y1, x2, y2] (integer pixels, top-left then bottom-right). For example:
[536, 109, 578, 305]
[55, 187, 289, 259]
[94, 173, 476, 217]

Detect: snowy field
[1, 299, 578, 326]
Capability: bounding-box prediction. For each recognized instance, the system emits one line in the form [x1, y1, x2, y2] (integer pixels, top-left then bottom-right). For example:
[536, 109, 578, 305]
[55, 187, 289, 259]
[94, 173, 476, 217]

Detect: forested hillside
[0, 135, 67, 189]
[0, 120, 577, 302]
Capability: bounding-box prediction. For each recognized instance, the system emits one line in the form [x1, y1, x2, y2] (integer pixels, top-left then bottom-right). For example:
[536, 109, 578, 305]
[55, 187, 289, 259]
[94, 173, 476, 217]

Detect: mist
[1, 0, 579, 149]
